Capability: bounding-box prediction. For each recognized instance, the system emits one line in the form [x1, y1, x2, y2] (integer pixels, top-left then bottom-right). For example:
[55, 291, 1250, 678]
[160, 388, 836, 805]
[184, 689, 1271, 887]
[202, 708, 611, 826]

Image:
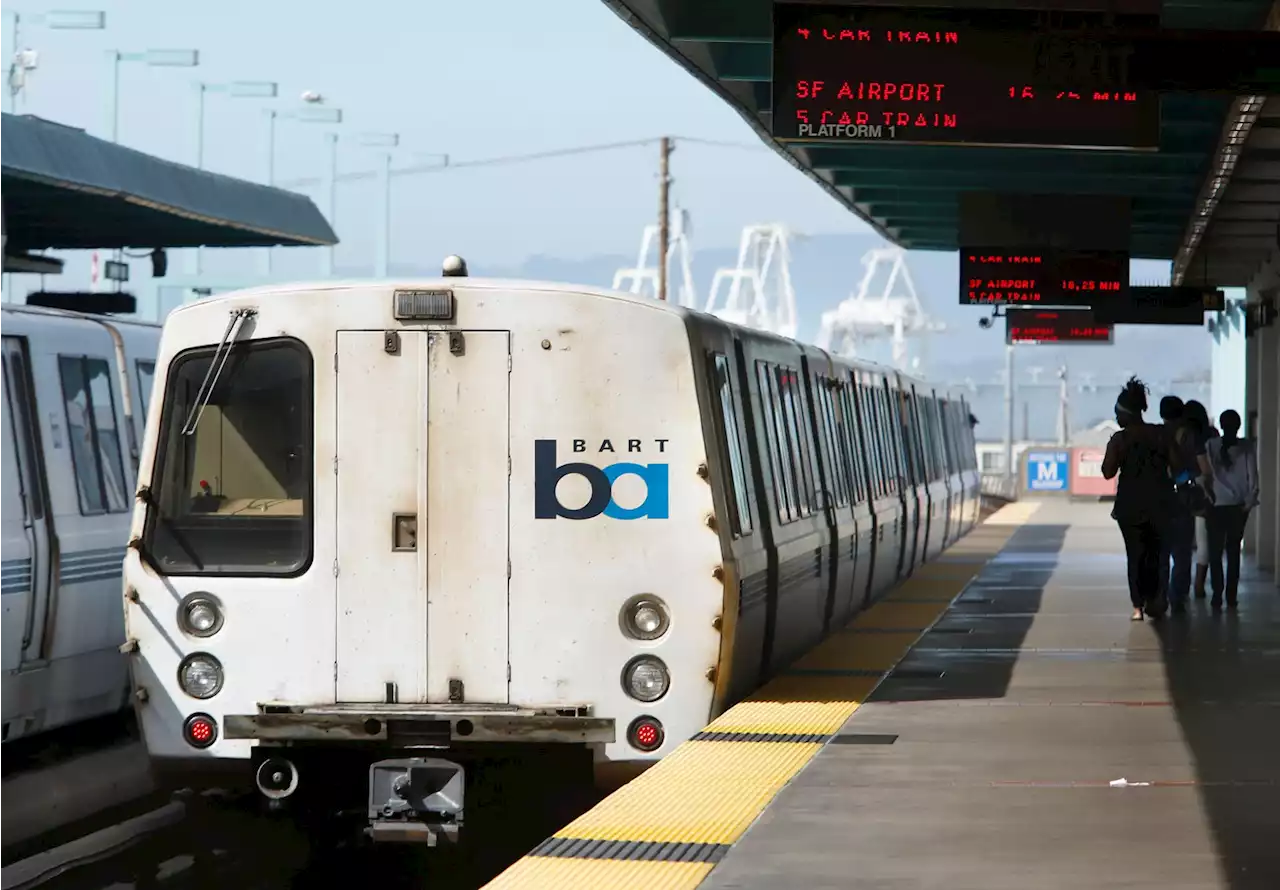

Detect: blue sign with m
[1026, 451, 1070, 492]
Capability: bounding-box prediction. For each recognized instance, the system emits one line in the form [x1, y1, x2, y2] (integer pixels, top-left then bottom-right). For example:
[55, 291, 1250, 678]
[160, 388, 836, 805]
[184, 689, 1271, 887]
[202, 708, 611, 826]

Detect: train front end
[123, 273, 726, 843]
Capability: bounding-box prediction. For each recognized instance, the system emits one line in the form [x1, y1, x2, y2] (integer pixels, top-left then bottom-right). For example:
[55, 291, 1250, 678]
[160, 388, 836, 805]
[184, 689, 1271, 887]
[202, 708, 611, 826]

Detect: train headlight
[178, 592, 223, 638]
[620, 595, 669, 641]
[622, 656, 670, 703]
[178, 653, 224, 699]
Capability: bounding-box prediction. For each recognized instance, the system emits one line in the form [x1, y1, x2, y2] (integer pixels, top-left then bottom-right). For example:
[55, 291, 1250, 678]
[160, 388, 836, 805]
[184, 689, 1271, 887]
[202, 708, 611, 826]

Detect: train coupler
[366, 757, 465, 845]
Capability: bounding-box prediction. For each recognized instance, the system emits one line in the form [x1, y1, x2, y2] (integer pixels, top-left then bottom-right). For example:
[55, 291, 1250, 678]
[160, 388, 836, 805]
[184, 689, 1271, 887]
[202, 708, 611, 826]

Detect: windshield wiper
[181, 307, 256, 436]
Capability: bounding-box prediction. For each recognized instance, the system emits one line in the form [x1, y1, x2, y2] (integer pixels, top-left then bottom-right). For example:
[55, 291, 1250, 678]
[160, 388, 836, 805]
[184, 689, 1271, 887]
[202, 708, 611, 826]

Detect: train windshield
[142, 337, 313, 576]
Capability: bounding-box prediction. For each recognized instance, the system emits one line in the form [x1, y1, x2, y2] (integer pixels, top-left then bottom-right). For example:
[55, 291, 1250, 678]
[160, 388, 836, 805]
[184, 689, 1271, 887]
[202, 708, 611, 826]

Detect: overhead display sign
[961, 248, 1129, 306]
[771, 4, 1161, 149]
[1092, 286, 1225, 325]
[1006, 308, 1114, 345]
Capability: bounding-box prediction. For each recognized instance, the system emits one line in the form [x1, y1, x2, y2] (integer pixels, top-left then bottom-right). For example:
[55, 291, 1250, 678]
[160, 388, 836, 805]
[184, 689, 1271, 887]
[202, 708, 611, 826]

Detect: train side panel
[2, 308, 158, 741]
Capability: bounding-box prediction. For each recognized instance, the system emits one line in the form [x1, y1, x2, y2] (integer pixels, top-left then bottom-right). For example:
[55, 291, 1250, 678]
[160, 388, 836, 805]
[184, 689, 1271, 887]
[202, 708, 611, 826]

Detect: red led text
[796, 81, 947, 102]
[796, 27, 959, 43]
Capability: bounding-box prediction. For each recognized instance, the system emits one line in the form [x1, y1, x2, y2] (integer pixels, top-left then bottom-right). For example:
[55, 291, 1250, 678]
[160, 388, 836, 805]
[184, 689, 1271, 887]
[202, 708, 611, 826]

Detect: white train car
[124, 264, 978, 843]
[2, 304, 160, 742]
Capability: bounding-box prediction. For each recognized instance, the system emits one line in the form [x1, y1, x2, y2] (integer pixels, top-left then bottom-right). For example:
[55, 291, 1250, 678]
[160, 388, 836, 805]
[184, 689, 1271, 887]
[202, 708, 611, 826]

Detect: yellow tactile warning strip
[482, 501, 1042, 889]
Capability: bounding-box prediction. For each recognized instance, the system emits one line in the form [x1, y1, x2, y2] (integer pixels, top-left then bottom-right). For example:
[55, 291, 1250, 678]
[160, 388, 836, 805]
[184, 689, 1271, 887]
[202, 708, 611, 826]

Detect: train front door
[334, 330, 511, 705]
[335, 331, 430, 703]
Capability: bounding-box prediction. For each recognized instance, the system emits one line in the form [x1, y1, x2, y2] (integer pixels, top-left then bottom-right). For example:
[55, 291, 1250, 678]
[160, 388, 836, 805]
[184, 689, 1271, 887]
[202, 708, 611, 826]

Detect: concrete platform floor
[701, 500, 1280, 890]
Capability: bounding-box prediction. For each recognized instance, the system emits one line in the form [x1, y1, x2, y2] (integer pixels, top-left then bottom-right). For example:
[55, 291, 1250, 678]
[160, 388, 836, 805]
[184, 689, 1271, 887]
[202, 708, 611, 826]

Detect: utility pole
[1057, 364, 1070, 446]
[657, 136, 672, 302]
[1003, 344, 1015, 488]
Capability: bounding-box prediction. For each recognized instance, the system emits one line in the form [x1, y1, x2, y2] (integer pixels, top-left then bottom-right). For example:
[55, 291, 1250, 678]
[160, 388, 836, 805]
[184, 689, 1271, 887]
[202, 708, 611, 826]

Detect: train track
[4, 769, 604, 890]
[2, 712, 138, 779]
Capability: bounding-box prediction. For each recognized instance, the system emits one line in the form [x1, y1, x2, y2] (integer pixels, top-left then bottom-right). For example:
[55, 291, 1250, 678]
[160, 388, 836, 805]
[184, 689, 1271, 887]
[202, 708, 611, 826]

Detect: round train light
[178, 653, 224, 700]
[178, 592, 224, 638]
[622, 656, 670, 703]
[183, 713, 219, 749]
[627, 716, 664, 752]
[620, 595, 670, 641]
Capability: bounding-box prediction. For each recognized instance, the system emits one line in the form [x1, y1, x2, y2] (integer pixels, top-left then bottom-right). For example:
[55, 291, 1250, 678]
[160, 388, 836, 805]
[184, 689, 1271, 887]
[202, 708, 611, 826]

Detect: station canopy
[604, 0, 1280, 287]
[1, 113, 337, 253]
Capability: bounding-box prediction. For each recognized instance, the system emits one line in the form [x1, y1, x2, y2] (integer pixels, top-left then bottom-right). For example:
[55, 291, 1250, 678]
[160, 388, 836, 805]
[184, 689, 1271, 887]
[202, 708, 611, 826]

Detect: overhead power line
[272, 134, 765, 190]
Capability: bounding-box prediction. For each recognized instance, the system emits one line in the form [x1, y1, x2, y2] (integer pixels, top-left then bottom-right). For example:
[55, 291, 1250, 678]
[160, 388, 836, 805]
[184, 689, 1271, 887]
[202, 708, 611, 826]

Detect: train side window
[816, 379, 850, 507]
[756, 361, 794, 523]
[860, 382, 887, 498]
[962, 402, 978, 470]
[58, 355, 130, 516]
[137, 360, 156, 418]
[896, 392, 916, 486]
[709, 353, 752, 536]
[939, 399, 959, 475]
[875, 385, 899, 496]
[852, 383, 874, 497]
[883, 385, 906, 495]
[924, 398, 943, 481]
[3, 338, 45, 521]
[838, 385, 867, 503]
[857, 383, 879, 498]
[777, 366, 814, 518]
[917, 397, 936, 481]
[828, 383, 853, 506]
[909, 393, 927, 486]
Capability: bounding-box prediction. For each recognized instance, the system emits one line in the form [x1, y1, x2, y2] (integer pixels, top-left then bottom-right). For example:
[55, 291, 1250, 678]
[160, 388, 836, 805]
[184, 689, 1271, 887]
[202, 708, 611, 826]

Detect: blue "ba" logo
[533, 440, 669, 520]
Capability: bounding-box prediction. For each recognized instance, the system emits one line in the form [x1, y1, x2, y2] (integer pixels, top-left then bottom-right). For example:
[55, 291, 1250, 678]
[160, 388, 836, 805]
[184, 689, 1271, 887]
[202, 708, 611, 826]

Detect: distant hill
[358, 232, 1209, 393]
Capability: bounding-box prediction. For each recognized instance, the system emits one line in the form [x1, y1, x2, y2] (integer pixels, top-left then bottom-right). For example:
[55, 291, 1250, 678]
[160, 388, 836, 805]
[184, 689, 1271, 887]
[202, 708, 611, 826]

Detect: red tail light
[627, 716, 664, 752]
[183, 713, 218, 749]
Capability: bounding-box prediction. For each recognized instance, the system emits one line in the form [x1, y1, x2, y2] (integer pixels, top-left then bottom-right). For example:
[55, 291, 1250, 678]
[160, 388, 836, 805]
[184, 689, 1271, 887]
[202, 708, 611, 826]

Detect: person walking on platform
[1159, 396, 1212, 614]
[1205, 410, 1258, 612]
[1183, 400, 1219, 599]
[1102, 378, 1179, 621]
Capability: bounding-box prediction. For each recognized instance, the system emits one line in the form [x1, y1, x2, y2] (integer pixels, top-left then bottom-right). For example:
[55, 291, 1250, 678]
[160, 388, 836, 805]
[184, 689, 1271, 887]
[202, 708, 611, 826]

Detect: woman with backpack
[1205, 410, 1259, 611]
[1102, 378, 1180, 621]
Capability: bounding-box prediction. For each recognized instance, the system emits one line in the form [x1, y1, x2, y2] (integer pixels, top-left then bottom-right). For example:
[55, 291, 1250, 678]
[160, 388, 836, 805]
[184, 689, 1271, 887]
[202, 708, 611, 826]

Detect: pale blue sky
[4, 0, 876, 286]
[3, 0, 1186, 338]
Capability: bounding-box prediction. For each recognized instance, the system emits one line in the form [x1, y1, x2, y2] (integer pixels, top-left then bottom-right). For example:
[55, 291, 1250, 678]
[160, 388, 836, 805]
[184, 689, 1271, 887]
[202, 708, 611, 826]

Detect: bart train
[122, 270, 979, 843]
[2, 304, 160, 743]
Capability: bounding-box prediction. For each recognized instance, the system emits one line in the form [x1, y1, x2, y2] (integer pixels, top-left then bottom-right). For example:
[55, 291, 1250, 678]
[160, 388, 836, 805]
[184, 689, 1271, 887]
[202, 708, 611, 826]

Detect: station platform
[487, 500, 1280, 890]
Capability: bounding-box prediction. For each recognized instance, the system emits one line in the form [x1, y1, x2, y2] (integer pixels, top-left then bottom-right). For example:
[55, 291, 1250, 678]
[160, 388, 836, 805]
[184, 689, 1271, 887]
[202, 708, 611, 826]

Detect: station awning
[1, 113, 337, 252]
[603, 0, 1277, 280]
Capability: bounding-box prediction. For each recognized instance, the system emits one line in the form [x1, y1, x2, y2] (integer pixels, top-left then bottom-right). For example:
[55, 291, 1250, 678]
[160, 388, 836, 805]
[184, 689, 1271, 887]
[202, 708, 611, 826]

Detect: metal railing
[980, 473, 1018, 501]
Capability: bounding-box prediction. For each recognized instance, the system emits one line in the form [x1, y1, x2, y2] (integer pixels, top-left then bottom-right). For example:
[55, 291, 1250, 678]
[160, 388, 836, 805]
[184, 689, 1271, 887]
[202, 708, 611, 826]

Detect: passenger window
[143, 337, 313, 576]
[859, 382, 886, 498]
[926, 399, 944, 480]
[137, 360, 156, 418]
[816, 379, 850, 507]
[756, 362, 794, 523]
[777, 367, 814, 518]
[839, 386, 867, 503]
[882, 386, 906, 493]
[875, 386, 898, 496]
[921, 396, 942, 481]
[709, 353, 752, 536]
[3, 338, 45, 521]
[940, 400, 958, 474]
[59, 355, 129, 515]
